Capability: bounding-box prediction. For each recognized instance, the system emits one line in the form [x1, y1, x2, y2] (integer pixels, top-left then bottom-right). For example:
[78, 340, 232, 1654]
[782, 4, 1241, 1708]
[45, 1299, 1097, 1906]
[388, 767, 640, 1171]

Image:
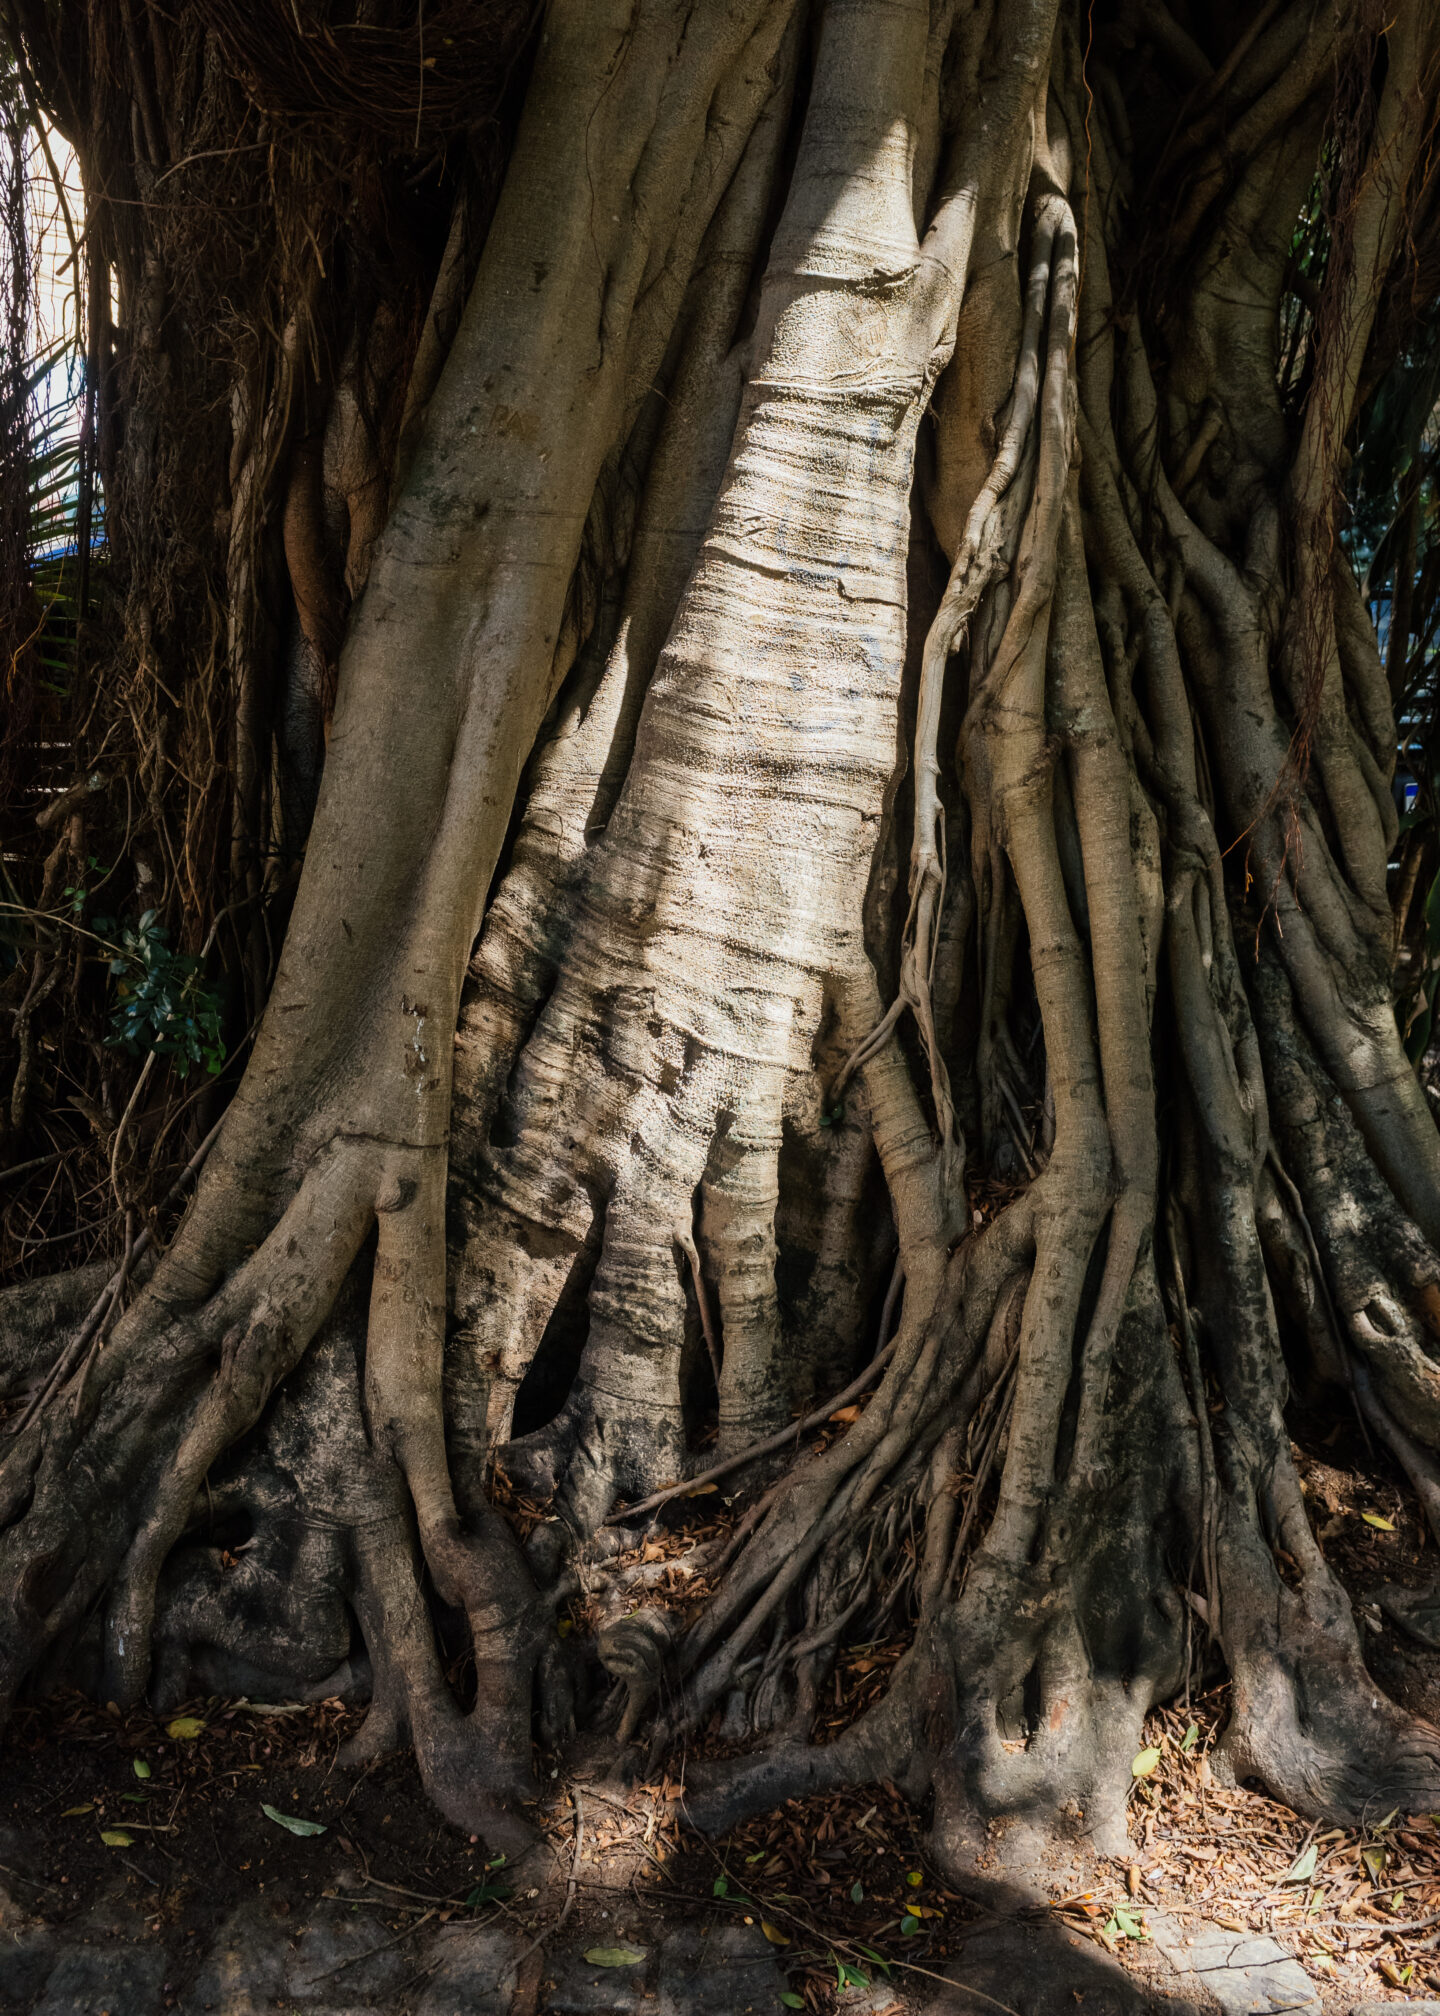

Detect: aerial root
[5, 1114, 222, 1441]
[647, 1218, 1027, 1754]
[674, 1221, 722, 1391]
[609, 1329, 903, 1527]
[345, 1497, 540, 1853]
[100, 1147, 377, 1702]
[841, 190, 1071, 1185]
[679, 1676, 917, 1836]
[1351, 1360, 1440, 1545]
[599, 1257, 907, 1542]
[106, 1301, 307, 1703]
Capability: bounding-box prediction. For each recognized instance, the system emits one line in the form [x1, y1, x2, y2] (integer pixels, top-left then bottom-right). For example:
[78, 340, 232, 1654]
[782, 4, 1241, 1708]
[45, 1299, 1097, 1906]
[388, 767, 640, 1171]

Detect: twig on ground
[304, 1908, 436, 1984]
[467, 1788, 585, 1995]
[681, 1799, 1023, 2016]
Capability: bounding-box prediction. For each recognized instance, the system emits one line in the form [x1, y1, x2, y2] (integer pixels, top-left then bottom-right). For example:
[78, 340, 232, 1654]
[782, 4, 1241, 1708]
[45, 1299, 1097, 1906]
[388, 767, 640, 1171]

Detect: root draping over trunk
[5, 0, 1440, 1889]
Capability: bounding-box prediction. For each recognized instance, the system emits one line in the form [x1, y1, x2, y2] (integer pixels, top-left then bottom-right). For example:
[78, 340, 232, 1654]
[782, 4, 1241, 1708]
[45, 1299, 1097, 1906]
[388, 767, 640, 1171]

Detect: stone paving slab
[0, 1921, 56, 2005]
[30, 1941, 169, 2015]
[918, 1917, 1212, 2016]
[1147, 1911, 1321, 2016]
[6, 1871, 1367, 2016]
[410, 1927, 514, 2016]
[185, 1898, 288, 2014]
[284, 1907, 429, 2002]
[653, 1921, 789, 2015]
[540, 1919, 785, 2016]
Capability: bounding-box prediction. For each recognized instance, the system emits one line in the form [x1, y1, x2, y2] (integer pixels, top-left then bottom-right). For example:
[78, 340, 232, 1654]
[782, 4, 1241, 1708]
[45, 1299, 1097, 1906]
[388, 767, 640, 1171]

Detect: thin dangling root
[841, 187, 1070, 1175]
[608, 1328, 902, 1527]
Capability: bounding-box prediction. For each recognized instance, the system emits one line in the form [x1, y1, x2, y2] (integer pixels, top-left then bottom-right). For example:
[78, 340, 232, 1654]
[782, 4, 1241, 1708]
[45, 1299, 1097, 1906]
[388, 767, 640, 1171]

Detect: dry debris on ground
[4, 1412, 1440, 2011]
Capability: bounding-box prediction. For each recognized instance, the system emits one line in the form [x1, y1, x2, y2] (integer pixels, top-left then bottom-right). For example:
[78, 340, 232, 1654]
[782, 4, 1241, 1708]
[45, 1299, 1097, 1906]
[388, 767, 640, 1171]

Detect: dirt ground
[3, 1409, 1440, 2014]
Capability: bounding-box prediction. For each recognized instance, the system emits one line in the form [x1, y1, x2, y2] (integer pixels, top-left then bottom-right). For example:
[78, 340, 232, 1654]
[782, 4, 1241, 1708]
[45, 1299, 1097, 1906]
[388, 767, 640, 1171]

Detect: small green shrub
[94, 909, 225, 1078]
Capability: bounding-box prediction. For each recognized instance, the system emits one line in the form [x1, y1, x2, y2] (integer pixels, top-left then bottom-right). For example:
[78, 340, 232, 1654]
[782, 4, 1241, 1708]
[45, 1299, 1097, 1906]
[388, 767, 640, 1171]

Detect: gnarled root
[651, 5, 1440, 1874]
[0, 1150, 546, 1842]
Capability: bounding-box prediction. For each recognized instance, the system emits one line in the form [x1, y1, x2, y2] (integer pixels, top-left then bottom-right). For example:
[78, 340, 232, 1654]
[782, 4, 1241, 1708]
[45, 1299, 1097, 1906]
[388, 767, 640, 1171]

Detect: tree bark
[5, 0, 1440, 1888]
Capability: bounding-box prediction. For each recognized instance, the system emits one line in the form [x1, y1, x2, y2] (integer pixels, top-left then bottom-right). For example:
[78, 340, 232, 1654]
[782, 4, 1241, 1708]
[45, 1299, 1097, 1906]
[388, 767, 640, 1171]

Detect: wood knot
[375, 1176, 417, 1213]
[596, 1609, 672, 1685]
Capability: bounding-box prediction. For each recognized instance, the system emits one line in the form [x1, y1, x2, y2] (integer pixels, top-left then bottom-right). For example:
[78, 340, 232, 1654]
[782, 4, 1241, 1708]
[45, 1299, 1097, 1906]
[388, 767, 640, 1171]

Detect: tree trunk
[5, 0, 1440, 1889]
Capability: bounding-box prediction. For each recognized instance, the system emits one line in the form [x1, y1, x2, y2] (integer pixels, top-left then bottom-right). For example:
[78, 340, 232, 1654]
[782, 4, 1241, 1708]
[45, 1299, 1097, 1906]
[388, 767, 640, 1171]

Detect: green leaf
[99, 1830, 134, 1848]
[1180, 1722, 1198, 1753]
[120, 1791, 149, 1805]
[132, 1759, 151, 1779]
[712, 1875, 729, 1898]
[1131, 1746, 1162, 1778]
[899, 1914, 920, 1937]
[1103, 1904, 1146, 1941]
[850, 1881, 864, 1903]
[745, 1852, 765, 1864]
[261, 1803, 327, 1837]
[583, 1947, 647, 1967]
[905, 1869, 923, 1887]
[464, 1883, 512, 1908]
[780, 1995, 805, 2009]
[1285, 1844, 1318, 1883]
[836, 1962, 870, 1989]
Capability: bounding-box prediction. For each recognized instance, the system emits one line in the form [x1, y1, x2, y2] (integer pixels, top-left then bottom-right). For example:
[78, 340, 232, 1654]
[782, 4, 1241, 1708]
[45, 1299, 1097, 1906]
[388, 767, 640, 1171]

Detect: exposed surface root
[5, 0, 1440, 1902]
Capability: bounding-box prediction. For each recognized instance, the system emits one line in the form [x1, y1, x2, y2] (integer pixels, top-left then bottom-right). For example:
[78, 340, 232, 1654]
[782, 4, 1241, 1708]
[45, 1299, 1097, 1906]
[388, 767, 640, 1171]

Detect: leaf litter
[0, 1416, 1437, 2009]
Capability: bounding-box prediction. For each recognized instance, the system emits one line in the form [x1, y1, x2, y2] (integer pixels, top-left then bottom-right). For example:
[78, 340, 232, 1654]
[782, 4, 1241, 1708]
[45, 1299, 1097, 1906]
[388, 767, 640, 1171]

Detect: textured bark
[5, 0, 1440, 1892]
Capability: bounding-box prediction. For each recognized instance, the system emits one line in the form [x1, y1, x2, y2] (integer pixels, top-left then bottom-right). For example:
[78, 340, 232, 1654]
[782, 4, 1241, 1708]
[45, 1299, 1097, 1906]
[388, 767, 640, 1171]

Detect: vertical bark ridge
[7, 0, 1440, 1878]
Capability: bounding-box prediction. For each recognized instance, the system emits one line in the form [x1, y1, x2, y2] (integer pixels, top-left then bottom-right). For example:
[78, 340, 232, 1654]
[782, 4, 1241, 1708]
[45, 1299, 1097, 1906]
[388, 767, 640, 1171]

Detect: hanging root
[7, 0, 1440, 1892]
[638, 12, 1440, 1872]
[656, 1064, 1032, 1761]
[841, 187, 1067, 1173]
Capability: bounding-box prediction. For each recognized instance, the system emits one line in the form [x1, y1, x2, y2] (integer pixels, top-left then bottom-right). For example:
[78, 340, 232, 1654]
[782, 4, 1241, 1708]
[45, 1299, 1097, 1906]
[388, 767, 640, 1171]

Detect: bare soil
[4, 1407, 1440, 2014]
